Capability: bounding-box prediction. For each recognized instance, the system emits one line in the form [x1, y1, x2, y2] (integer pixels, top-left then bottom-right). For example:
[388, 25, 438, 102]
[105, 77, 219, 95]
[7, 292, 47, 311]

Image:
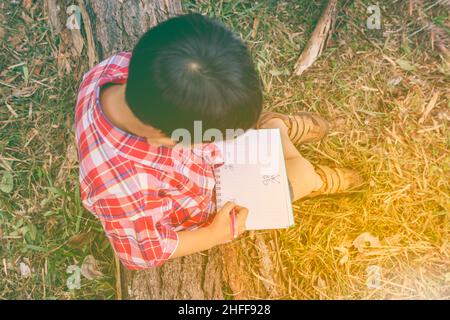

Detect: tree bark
[80, 0, 183, 60]
[45, 0, 283, 300]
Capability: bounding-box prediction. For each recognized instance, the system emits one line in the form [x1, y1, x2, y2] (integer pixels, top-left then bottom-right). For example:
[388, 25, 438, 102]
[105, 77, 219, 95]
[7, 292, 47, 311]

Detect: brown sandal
[256, 111, 329, 146]
[308, 165, 364, 197]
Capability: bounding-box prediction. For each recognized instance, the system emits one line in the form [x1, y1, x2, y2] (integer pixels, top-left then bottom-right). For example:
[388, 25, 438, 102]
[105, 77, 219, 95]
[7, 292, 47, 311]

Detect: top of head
[125, 13, 263, 140]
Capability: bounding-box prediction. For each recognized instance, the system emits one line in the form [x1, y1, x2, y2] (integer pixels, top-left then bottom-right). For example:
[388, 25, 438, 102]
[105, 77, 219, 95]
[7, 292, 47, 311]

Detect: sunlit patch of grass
[191, 0, 449, 299]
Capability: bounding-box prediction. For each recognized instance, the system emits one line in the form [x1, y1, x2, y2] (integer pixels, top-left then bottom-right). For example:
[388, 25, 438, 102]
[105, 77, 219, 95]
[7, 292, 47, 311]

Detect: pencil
[231, 207, 237, 239]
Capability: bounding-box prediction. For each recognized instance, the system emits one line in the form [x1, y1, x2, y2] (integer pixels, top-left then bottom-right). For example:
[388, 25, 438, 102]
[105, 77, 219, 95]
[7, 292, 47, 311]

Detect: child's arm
[170, 202, 248, 259]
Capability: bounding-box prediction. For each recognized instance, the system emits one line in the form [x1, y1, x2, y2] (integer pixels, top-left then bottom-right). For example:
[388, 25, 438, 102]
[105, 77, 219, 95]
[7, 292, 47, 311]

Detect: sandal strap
[291, 114, 307, 146]
[257, 111, 328, 145]
[315, 165, 343, 194]
[309, 165, 363, 198]
[258, 112, 301, 142]
[256, 112, 290, 130]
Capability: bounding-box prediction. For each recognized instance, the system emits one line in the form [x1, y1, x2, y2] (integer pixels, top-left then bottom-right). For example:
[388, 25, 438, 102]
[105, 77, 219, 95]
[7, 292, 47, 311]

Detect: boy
[75, 13, 362, 270]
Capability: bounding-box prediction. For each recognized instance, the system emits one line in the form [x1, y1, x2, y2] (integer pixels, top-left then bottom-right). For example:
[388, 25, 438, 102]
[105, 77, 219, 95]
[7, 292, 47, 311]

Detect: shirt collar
[90, 59, 224, 168]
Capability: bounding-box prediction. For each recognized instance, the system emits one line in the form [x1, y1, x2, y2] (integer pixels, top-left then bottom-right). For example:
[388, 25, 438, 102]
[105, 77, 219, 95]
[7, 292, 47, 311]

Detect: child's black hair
[125, 13, 263, 140]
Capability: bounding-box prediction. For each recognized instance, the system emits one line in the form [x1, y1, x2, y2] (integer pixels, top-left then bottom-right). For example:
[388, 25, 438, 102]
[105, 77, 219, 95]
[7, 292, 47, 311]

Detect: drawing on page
[262, 174, 280, 185]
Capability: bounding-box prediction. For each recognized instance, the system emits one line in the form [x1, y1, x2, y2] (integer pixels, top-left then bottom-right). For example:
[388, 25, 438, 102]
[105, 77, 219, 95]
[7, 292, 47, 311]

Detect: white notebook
[214, 129, 294, 230]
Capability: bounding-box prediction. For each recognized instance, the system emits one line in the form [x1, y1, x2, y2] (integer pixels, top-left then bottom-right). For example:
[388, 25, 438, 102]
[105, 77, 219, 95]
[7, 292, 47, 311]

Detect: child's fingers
[235, 206, 249, 219]
[236, 220, 247, 236]
[236, 207, 249, 235]
[218, 203, 248, 238]
[219, 201, 236, 215]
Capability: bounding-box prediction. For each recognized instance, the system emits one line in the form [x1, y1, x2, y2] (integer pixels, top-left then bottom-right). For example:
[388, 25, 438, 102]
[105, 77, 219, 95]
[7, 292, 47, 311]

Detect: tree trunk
[81, 0, 184, 60]
[45, 0, 283, 300]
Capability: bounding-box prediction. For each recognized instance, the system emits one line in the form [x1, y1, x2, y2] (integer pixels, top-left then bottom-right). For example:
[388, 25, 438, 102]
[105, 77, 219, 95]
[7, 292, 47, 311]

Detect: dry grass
[0, 0, 449, 299]
[236, 0, 449, 299]
[195, 0, 449, 300]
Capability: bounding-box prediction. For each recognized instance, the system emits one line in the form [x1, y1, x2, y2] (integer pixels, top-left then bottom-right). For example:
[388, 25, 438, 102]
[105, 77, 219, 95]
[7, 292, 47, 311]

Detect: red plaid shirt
[75, 52, 223, 269]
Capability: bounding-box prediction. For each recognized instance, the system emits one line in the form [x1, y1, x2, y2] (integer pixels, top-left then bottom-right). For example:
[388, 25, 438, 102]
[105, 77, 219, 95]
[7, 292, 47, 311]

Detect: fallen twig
[293, 0, 338, 76]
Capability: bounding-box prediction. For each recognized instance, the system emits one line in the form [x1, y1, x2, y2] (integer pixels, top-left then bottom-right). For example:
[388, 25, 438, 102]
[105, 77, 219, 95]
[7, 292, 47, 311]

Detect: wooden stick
[77, 0, 98, 67]
[293, 0, 338, 76]
[115, 255, 122, 300]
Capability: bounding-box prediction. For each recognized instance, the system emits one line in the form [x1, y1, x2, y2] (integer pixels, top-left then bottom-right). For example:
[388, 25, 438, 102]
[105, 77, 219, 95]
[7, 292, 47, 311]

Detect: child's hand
[208, 202, 249, 245]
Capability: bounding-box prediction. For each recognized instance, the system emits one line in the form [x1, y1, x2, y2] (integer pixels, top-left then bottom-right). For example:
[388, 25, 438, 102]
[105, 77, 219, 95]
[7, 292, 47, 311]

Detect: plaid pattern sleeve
[74, 52, 222, 269]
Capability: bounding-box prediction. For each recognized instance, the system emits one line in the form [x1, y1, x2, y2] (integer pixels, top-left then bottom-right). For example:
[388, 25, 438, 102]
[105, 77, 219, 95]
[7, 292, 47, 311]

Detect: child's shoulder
[75, 52, 132, 123]
[81, 51, 132, 83]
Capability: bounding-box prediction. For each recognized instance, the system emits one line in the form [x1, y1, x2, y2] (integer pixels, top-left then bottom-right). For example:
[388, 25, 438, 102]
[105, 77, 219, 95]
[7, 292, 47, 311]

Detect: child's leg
[260, 116, 364, 201]
[262, 118, 323, 201]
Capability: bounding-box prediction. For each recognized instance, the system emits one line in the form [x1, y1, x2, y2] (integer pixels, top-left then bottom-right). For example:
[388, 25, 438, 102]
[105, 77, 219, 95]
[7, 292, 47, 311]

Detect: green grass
[0, 1, 114, 299]
[1, 0, 449, 299]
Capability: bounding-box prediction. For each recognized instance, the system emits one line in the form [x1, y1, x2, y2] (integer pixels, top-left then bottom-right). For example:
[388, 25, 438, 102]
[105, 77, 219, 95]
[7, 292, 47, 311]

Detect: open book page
[214, 129, 294, 230]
